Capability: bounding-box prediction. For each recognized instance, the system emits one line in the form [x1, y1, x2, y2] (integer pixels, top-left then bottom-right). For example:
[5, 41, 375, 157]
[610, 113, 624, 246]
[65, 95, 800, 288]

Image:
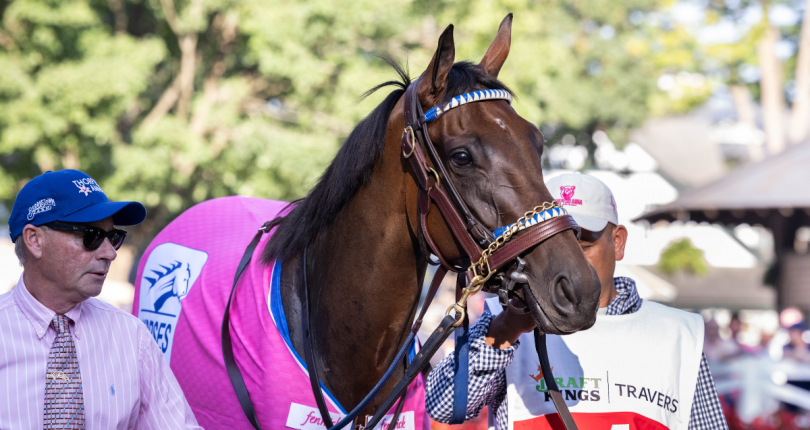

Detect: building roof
[631, 114, 729, 189]
[634, 142, 810, 226]
[641, 265, 776, 311]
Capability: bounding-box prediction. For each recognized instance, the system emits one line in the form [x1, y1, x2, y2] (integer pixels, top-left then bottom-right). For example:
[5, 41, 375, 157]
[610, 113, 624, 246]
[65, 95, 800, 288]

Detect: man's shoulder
[642, 300, 704, 330]
[643, 300, 694, 316]
[0, 289, 16, 312]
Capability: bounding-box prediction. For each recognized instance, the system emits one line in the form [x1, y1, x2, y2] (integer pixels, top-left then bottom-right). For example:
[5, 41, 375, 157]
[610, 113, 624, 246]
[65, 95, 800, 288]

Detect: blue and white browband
[423, 89, 512, 124]
[492, 206, 569, 239]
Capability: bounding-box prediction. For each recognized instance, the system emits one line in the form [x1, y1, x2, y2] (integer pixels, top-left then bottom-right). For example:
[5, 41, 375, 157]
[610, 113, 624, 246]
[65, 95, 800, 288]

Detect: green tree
[423, 0, 709, 152]
[688, 0, 810, 158]
[658, 238, 709, 276]
[0, 0, 704, 251]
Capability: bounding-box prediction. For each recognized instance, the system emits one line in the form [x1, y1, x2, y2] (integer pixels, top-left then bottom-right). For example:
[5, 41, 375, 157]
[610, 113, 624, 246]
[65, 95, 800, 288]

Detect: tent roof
[640, 265, 775, 311]
[634, 143, 810, 226]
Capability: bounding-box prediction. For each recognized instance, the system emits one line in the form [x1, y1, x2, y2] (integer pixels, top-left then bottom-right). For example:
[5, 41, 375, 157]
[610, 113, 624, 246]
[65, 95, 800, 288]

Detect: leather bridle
[222, 77, 582, 430]
[399, 78, 580, 306]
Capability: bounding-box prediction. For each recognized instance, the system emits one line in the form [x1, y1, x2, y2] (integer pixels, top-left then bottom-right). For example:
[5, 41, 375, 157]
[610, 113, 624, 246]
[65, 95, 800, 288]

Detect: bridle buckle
[402, 126, 416, 158]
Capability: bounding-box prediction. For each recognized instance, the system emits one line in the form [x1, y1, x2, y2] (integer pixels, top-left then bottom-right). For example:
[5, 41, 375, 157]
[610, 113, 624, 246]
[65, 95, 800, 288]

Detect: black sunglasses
[44, 221, 128, 251]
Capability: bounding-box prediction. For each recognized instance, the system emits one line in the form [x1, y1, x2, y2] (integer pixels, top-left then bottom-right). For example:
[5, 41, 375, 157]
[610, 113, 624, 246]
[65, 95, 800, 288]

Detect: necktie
[43, 314, 85, 429]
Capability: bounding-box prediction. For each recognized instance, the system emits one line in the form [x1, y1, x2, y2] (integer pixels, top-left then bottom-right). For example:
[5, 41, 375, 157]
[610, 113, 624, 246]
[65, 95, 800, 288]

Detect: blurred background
[2, 0, 810, 427]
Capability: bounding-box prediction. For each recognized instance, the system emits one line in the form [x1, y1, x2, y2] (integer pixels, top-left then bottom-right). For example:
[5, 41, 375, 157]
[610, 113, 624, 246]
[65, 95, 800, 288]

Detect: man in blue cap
[1, 170, 201, 429]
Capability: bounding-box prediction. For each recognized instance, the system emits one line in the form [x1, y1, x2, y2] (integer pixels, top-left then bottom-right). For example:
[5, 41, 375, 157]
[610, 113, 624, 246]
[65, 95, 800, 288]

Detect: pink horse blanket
[133, 196, 429, 430]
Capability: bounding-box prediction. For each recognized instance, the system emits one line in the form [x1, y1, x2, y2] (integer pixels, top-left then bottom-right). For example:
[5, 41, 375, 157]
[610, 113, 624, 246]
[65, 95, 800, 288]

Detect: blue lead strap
[450, 308, 470, 423]
[450, 271, 471, 424]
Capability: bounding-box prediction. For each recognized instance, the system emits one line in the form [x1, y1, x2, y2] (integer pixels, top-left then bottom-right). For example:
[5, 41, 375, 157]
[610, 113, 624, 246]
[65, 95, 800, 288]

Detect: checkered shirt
[425, 277, 728, 430]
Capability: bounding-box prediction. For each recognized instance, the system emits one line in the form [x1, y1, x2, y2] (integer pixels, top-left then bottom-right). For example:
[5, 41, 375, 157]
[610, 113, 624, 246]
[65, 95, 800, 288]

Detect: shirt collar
[13, 274, 84, 339]
[605, 276, 642, 316]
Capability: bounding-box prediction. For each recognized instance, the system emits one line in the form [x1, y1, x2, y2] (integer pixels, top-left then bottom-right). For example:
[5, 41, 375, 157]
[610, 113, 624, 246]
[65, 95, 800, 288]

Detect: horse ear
[479, 13, 512, 78]
[417, 24, 455, 102]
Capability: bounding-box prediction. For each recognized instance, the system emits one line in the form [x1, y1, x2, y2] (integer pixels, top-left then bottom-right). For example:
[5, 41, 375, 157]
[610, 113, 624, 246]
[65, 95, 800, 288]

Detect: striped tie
[43, 314, 85, 429]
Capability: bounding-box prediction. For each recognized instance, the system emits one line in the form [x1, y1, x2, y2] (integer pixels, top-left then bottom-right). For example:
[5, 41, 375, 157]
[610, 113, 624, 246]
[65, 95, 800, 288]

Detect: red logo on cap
[557, 185, 583, 206]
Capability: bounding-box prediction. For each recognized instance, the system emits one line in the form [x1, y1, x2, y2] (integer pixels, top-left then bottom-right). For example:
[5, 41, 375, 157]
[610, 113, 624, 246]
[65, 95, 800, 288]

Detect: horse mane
[262, 57, 513, 264]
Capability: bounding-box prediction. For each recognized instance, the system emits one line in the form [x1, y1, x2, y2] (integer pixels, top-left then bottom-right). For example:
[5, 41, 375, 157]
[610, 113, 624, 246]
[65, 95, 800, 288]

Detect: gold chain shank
[446, 201, 562, 326]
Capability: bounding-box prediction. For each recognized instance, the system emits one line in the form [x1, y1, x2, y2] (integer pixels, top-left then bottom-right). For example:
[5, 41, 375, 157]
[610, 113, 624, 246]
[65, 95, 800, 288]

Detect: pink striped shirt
[0, 275, 202, 429]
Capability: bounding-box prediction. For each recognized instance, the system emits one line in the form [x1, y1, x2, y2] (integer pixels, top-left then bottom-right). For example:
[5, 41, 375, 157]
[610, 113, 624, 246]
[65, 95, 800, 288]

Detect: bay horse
[132, 14, 600, 430]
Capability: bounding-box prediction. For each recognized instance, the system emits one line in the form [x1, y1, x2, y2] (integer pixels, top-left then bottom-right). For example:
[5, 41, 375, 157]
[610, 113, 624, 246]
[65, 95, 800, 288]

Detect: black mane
[262, 58, 513, 264]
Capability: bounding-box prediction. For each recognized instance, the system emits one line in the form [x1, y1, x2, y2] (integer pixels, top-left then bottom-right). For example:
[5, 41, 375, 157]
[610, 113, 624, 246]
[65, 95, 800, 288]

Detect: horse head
[173, 263, 192, 299]
[400, 15, 601, 334]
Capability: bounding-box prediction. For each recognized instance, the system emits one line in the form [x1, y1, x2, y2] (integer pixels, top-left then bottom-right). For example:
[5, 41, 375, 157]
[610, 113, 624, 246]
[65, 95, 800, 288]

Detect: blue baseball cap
[9, 169, 146, 242]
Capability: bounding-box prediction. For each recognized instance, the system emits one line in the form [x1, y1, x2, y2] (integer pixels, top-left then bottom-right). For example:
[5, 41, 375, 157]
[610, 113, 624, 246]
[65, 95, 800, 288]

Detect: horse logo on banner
[138, 243, 208, 362]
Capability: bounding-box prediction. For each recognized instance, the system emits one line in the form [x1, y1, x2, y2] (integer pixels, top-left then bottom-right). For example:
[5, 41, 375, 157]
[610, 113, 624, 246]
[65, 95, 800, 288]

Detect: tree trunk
[757, 25, 787, 155]
[789, 4, 810, 145]
[729, 85, 764, 162]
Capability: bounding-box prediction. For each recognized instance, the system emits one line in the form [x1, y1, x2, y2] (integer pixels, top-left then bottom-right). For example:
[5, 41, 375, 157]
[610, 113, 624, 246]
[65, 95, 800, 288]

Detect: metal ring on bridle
[402, 126, 416, 158]
[428, 167, 441, 188]
[445, 303, 466, 326]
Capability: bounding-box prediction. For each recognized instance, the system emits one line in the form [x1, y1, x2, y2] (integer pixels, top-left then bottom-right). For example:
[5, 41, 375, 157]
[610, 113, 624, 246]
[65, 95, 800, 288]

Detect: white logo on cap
[27, 198, 56, 220]
[72, 178, 103, 196]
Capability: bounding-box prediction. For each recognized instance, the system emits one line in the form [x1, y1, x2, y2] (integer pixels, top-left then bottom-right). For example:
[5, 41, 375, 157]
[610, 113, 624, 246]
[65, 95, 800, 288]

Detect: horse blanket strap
[300, 245, 335, 429]
[222, 222, 272, 430]
[534, 329, 579, 430]
[451, 272, 471, 424]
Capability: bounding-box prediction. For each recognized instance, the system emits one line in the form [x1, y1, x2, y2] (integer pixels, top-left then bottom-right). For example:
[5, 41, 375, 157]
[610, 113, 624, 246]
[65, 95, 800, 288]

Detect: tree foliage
[658, 237, 709, 276]
[0, 0, 697, 248]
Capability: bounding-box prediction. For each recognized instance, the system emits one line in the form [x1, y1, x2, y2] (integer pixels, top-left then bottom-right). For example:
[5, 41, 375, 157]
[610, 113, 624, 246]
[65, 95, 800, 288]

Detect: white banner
[285, 403, 352, 430]
[367, 411, 414, 430]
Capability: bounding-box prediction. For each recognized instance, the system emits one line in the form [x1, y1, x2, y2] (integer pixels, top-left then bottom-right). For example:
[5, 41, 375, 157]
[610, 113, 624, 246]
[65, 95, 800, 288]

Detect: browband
[423, 89, 512, 124]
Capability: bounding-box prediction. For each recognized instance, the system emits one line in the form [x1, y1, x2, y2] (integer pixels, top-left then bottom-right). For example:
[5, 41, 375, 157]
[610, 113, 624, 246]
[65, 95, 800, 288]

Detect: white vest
[485, 297, 704, 430]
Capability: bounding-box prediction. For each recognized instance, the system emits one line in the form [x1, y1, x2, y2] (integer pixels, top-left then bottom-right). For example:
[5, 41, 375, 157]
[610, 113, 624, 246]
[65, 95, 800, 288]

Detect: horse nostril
[549, 274, 578, 317]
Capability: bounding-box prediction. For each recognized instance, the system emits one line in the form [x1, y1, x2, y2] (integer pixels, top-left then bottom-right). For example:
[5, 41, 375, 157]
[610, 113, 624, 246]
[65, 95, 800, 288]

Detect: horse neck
[281, 123, 428, 412]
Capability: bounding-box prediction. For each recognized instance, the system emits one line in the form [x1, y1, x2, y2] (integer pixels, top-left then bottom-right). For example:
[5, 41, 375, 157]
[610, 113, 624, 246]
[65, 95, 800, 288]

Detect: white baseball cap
[545, 173, 619, 232]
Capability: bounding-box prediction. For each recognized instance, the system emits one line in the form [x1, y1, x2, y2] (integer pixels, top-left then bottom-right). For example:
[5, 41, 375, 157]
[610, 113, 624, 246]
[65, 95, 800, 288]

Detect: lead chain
[445, 201, 562, 326]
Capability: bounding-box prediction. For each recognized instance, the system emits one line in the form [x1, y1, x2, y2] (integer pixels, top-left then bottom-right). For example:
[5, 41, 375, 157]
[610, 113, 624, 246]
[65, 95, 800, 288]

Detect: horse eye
[450, 151, 472, 166]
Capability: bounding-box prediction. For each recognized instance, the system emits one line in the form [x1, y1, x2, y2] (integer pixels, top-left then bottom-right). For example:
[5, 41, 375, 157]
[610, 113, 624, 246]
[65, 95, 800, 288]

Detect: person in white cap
[426, 173, 728, 430]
